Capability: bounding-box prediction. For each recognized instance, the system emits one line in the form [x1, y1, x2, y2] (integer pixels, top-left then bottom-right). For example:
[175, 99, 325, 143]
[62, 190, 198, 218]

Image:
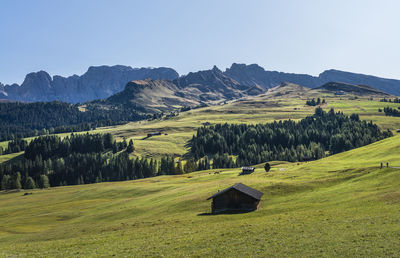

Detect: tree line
[0, 133, 211, 190]
[0, 133, 147, 190]
[306, 98, 325, 106]
[0, 101, 148, 141]
[382, 107, 400, 117]
[189, 107, 392, 167]
[380, 98, 400, 103]
[0, 138, 28, 155]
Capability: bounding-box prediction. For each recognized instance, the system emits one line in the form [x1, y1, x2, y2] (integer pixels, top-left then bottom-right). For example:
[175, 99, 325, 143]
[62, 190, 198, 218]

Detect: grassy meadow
[1, 86, 400, 256]
[1, 86, 399, 161]
[96, 88, 400, 159]
[0, 134, 399, 257]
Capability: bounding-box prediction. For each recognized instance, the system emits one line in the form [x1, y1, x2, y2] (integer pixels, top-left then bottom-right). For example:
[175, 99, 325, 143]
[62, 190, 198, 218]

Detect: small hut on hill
[241, 167, 255, 175]
[207, 183, 263, 213]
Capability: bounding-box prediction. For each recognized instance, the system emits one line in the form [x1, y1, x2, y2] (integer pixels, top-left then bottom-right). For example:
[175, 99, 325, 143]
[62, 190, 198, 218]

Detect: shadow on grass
[198, 210, 254, 216]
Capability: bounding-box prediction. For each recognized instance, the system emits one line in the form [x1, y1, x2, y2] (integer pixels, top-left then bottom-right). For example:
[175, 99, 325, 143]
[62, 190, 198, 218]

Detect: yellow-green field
[94, 88, 400, 159]
[0, 133, 399, 257]
[1, 88, 400, 256]
[1, 86, 399, 161]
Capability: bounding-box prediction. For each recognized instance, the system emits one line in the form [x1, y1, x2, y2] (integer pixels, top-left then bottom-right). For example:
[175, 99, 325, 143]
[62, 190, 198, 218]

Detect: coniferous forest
[0, 133, 175, 190]
[189, 108, 392, 166]
[383, 106, 400, 117]
[0, 101, 147, 141]
[0, 108, 393, 190]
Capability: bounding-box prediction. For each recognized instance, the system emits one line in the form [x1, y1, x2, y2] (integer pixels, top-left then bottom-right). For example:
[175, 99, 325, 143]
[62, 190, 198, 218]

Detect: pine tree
[12, 172, 22, 189]
[184, 159, 196, 173]
[264, 163, 271, 172]
[1, 175, 11, 190]
[175, 161, 183, 175]
[24, 177, 36, 189]
[38, 175, 50, 188]
[126, 139, 134, 153]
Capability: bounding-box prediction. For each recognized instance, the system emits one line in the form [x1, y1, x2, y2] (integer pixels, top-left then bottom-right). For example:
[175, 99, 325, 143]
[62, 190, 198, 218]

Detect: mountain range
[92, 66, 264, 113]
[1, 63, 399, 104]
[0, 66, 179, 103]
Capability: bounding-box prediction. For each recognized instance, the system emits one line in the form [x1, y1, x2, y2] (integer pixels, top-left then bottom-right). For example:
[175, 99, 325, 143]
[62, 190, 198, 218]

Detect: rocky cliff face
[224, 63, 400, 95]
[2, 63, 399, 104]
[96, 66, 266, 113]
[314, 82, 389, 96]
[173, 65, 264, 101]
[0, 83, 5, 98]
[1, 65, 179, 103]
[318, 69, 400, 96]
[224, 63, 320, 89]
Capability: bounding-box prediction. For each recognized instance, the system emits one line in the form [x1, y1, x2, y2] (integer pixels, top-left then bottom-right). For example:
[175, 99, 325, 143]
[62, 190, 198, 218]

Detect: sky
[1, 0, 400, 85]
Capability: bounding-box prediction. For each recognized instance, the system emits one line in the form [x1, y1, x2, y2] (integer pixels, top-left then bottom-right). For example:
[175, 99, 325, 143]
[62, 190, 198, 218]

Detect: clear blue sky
[1, 0, 400, 84]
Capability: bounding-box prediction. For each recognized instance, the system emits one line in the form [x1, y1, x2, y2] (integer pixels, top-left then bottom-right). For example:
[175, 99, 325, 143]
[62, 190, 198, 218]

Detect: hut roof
[207, 183, 263, 200]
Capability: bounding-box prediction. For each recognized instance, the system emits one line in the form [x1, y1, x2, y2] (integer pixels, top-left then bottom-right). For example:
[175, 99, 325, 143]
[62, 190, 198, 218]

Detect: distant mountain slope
[314, 82, 390, 96]
[1, 65, 179, 103]
[103, 79, 200, 113]
[2, 63, 400, 104]
[224, 63, 400, 95]
[318, 69, 399, 95]
[225, 63, 319, 89]
[173, 66, 264, 101]
[94, 66, 265, 113]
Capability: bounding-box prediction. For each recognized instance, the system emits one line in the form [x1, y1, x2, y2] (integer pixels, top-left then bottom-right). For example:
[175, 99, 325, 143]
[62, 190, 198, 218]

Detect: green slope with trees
[0, 134, 399, 256]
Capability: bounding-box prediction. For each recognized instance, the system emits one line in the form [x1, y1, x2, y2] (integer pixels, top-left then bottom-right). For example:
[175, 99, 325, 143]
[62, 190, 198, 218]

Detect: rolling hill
[1, 81, 400, 256]
[0, 134, 399, 257]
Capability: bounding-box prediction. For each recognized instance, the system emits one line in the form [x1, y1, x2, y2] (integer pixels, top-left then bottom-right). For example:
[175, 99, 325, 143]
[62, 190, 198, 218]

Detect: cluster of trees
[0, 133, 154, 190]
[0, 101, 148, 141]
[0, 138, 28, 155]
[189, 108, 392, 167]
[306, 98, 326, 106]
[1, 172, 49, 190]
[382, 107, 400, 117]
[0, 132, 216, 191]
[380, 98, 400, 103]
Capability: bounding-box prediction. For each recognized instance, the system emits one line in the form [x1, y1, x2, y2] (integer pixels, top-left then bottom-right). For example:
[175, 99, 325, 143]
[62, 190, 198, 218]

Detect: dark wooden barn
[207, 183, 263, 213]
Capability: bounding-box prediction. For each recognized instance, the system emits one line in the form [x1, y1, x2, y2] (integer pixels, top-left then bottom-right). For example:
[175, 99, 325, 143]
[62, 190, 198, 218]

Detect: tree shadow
[197, 210, 254, 216]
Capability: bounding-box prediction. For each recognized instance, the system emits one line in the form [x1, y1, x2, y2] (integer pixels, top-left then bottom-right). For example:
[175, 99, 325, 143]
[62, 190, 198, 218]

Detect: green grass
[0, 152, 23, 163]
[1, 134, 400, 257]
[98, 94, 400, 158]
[1, 90, 399, 160]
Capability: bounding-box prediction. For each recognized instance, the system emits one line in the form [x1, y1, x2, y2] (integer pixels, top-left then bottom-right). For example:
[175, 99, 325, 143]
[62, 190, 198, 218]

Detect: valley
[1, 75, 400, 257]
[87, 83, 400, 159]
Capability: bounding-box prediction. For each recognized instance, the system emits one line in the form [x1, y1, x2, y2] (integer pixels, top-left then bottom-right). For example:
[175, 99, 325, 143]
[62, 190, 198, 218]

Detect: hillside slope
[90, 66, 266, 113]
[225, 63, 400, 95]
[1, 135, 399, 256]
[314, 82, 390, 96]
[103, 79, 201, 113]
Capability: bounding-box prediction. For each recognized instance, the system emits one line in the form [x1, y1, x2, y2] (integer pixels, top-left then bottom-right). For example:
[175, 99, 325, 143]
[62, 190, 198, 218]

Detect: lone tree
[264, 163, 271, 172]
[126, 139, 134, 153]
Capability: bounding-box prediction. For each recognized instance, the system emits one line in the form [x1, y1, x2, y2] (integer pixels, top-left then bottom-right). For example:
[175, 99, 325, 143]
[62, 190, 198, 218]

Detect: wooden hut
[207, 183, 263, 213]
[241, 167, 255, 174]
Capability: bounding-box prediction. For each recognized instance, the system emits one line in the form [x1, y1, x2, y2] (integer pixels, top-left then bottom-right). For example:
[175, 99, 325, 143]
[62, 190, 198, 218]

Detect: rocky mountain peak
[1, 65, 179, 103]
